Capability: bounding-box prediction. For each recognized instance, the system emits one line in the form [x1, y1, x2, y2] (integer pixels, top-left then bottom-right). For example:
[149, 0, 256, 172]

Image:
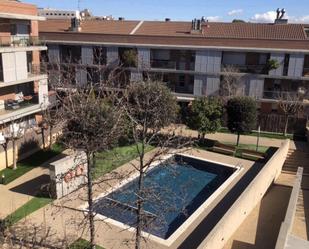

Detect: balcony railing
[28, 64, 47, 76]
[167, 83, 194, 95]
[0, 35, 44, 47]
[222, 64, 267, 74]
[0, 94, 39, 117]
[151, 60, 195, 71]
[263, 91, 306, 100]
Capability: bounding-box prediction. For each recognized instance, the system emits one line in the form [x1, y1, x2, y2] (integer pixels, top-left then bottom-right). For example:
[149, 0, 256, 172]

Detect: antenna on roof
[77, 0, 81, 11]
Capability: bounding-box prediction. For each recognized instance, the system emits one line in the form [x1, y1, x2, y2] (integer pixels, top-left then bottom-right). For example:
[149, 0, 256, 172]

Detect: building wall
[288, 53, 305, 77]
[0, 1, 37, 16]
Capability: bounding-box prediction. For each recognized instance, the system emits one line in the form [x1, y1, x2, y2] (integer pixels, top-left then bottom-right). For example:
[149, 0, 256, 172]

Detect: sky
[24, 0, 309, 23]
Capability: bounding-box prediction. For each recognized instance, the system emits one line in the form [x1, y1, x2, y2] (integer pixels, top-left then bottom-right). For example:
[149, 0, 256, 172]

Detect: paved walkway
[0, 166, 49, 219]
[223, 176, 293, 249]
[168, 125, 307, 150]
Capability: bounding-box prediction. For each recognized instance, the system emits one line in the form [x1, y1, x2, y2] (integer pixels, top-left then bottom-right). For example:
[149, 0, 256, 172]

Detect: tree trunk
[135, 147, 145, 249]
[49, 126, 53, 149]
[2, 144, 8, 169]
[41, 127, 45, 150]
[87, 152, 95, 249]
[12, 139, 17, 170]
[284, 115, 289, 137]
[236, 132, 240, 146]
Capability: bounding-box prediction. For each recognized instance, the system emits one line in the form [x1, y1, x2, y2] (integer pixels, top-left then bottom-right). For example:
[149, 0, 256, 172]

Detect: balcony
[222, 64, 267, 74]
[0, 64, 47, 87]
[0, 35, 44, 47]
[0, 95, 41, 124]
[151, 60, 195, 71]
[263, 91, 308, 101]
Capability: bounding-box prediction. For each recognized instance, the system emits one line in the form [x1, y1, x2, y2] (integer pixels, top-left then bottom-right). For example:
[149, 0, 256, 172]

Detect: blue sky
[24, 0, 309, 23]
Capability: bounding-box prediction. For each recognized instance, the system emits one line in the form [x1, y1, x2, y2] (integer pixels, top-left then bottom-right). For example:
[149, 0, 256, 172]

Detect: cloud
[250, 11, 277, 23]
[207, 16, 221, 22]
[228, 9, 243, 16]
[250, 10, 309, 24]
[289, 15, 309, 23]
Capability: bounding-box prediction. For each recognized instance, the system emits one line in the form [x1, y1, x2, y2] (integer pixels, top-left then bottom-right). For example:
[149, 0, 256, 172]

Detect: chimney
[191, 18, 203, 34]
[70, 17, 82, 32]
[274, 8, 288, 24]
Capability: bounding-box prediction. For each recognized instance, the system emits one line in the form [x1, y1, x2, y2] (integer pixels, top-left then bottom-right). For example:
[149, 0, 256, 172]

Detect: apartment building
[38, 16, 309, 133]
[0, 0, 51, 169]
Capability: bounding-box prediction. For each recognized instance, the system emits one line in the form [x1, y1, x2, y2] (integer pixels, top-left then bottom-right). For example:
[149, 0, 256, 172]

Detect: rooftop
[38, 19, 309, 51]
[39, 19, 309, 40]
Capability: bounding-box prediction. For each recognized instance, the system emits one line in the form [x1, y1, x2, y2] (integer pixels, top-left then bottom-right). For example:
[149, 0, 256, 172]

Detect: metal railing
[222, 64, 267, 74]
[151, 60, 195, 71]
[0, 35, 44, 47]
[263, 91, 305, 100]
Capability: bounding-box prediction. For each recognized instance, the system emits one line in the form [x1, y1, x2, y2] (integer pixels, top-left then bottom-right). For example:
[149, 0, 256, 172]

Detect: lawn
[0, 143, 63, 185]
[94, 143, 154, 179]
[4, 196, 52, 226]
[196, 140, 269, 161]
[69, 239, 104, 249]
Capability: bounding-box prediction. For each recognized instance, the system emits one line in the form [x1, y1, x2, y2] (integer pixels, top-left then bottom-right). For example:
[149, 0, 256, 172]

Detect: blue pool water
[93, 155, 235, 239]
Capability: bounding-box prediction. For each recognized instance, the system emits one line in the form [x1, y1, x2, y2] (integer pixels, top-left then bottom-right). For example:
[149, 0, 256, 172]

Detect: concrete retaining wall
[197, 139, 290, 249]
[275, 167, 303, 249]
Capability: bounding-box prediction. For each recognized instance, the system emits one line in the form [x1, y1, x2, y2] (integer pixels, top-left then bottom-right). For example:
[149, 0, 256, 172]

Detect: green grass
[4, 196, 52, 226]
[94, 143, 155, 179]
[0, 143, 63, 185]
[196, 140, 269, 161]
[218, 127, 294, 140]
[69, 238, 104, 249]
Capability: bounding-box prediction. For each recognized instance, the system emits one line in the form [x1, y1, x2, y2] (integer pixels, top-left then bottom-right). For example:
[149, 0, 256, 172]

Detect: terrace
[222, 51, 270, 74]
[150, 49, 195, 71]
[263, 79, 309, 101]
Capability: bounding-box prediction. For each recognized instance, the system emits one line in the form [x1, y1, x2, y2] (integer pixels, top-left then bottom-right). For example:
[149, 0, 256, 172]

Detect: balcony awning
[0, 12, 46, 21]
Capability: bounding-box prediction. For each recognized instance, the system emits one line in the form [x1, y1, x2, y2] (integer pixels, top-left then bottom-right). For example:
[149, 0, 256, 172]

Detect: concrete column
[81, 46, 93, 65]
[138, 48, 150, 70]
[38, 78, 48, 108]
[205, 76, 220, 96]
[195, 50, 222, 74]
[48, 44, 60, 64]
[248, 77, 264, 99]
[106, 46, 119, 66]
[194, 75, 206, 96]
[288, 53, 305, 77]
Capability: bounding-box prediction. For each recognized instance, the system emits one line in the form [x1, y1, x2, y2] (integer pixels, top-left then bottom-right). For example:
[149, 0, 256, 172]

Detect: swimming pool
[92, 154, 238, 241]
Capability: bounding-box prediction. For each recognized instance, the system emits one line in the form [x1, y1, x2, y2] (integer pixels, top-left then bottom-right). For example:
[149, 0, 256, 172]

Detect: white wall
[2, 51, 27, 82]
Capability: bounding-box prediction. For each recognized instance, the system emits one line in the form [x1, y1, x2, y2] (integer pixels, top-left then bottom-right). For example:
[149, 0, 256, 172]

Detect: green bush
[226, 96, 257, 145]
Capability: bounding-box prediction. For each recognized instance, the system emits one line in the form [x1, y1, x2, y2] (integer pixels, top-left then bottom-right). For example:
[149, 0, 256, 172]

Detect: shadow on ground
[9, 174, 50, 197]
[228, 185, 292, 249]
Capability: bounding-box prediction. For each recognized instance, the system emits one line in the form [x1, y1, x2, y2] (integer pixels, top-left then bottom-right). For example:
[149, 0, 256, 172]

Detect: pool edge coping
[79, 153, 244, 248]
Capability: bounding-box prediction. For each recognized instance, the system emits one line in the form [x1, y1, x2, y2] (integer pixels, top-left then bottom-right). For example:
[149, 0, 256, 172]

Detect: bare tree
[220, 65, 245, 101]
[278, 91, 304, 136]
[123, 80, 190, 249]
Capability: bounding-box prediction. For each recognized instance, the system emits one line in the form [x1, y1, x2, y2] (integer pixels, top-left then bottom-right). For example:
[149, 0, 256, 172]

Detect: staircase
[282, 149, 309, 175]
